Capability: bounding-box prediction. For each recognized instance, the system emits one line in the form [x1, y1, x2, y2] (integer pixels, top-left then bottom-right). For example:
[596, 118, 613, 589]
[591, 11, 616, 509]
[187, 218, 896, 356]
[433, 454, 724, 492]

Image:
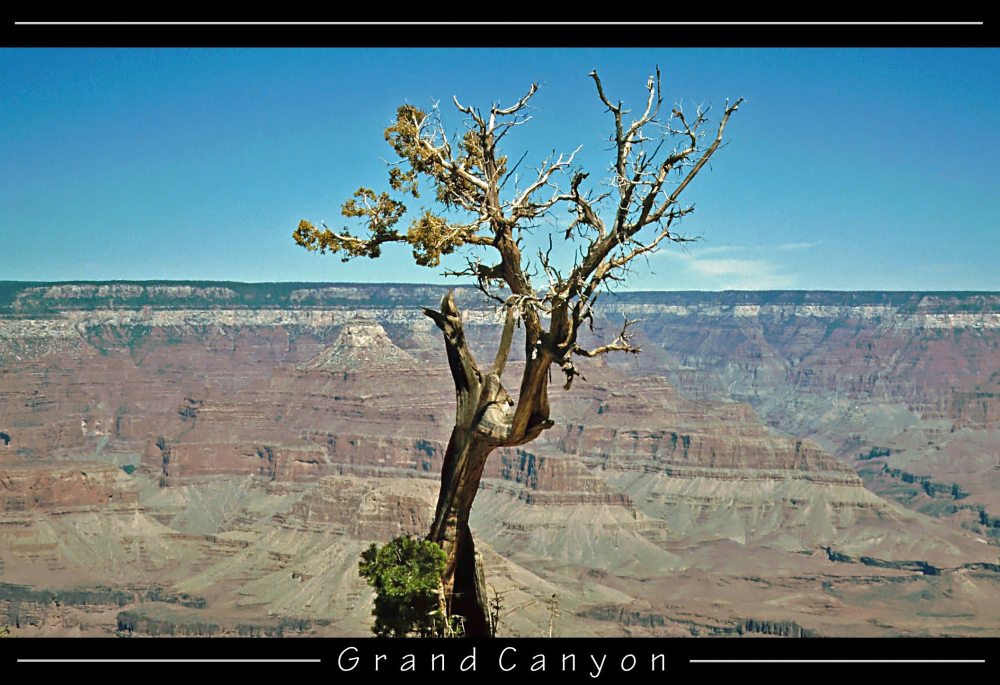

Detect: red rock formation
[0, 463, 139, 512]
[3, 283, 1000, 636]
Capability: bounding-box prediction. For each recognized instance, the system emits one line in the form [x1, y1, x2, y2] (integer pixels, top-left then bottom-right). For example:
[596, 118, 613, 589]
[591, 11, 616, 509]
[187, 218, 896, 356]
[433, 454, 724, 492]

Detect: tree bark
[423, 291, 545, 637]
[429, 434, 494, 636]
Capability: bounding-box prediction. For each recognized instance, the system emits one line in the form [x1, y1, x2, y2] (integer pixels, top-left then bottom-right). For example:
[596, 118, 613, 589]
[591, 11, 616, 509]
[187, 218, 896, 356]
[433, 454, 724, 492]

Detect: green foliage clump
[358, 536, 447, 637]
[294, 103, 494, 270]
[121, 464, 137, 475]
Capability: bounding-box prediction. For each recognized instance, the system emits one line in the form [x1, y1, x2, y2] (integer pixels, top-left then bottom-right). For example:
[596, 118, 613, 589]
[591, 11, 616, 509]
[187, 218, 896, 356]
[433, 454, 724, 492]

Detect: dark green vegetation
[115, 611, 313, 637]
[0, 582, 207, 630]
[358, 536, 448, 637]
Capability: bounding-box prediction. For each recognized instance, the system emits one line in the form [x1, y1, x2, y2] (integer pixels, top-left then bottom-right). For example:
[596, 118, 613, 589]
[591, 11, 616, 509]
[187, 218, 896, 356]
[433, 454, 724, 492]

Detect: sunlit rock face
[298, 318, 417, 372]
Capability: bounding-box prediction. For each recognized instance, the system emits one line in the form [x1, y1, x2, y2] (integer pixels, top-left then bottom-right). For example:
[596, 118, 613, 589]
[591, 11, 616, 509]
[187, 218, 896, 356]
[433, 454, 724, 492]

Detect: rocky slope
[590, 293, 1000, 543]
[1, 282, 998, 636]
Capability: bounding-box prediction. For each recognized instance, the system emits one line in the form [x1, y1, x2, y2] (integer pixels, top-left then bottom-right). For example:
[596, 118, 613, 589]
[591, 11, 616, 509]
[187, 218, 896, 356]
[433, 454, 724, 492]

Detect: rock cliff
[2, 281, 999, 637]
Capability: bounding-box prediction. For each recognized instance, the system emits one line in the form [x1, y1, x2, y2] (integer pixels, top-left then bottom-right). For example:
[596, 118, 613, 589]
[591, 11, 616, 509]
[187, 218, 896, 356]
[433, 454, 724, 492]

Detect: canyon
[1, 282, 998, 637]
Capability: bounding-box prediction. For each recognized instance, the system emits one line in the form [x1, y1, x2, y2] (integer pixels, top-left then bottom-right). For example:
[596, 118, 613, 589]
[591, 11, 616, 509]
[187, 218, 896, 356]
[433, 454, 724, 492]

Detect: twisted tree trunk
[423, 291, 553, 637]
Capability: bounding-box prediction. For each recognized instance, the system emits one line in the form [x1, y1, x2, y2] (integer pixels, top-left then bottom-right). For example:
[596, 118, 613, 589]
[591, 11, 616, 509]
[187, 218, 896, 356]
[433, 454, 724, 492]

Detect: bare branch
[423, 291, 481, 393]
[511, 146, 581, 218]
[648, 97, 743, 225]
[452, 95, 484, 127]
[489, 304, 517, 376]
[443, 256, 507, 304]
[589, 69, 626, 180]
[589, 69, 620, 114]
[500, 150, 530, 190]
[574, 315, 641, 358]
[494, 83, 538, 116]
[626, 67, 662, 140]
[565, 89, 742, 301]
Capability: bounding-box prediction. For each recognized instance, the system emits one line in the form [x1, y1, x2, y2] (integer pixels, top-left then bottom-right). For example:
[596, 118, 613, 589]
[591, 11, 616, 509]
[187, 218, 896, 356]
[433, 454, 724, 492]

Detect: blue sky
[1, 48, 998, 290]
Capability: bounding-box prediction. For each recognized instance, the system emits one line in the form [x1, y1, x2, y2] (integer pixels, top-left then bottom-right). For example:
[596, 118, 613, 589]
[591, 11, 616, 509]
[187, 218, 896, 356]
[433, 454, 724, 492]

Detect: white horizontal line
[18, 659, 321, 663]
[691, 659, 986, 664]
[12, 21, 987, 26]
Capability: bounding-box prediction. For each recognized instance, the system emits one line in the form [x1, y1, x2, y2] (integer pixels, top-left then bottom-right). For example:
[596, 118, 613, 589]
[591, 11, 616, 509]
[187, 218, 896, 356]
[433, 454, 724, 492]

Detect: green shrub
[358, 536, 447, 637]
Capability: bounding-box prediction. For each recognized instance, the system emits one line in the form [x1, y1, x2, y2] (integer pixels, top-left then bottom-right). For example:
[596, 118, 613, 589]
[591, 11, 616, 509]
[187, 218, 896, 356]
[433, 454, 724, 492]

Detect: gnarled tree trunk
[423, 291, 553, 637]
[296, 69, 740, 639]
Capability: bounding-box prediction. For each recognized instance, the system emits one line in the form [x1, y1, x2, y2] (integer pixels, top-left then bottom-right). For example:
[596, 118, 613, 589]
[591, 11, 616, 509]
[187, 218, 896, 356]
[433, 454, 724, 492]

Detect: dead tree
[294, 68, 742, 636]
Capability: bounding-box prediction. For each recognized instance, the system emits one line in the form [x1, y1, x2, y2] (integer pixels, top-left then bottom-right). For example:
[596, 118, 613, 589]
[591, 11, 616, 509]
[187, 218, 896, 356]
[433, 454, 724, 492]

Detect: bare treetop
[296, 68, 741, 388]
[294, 67, 741, 636]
